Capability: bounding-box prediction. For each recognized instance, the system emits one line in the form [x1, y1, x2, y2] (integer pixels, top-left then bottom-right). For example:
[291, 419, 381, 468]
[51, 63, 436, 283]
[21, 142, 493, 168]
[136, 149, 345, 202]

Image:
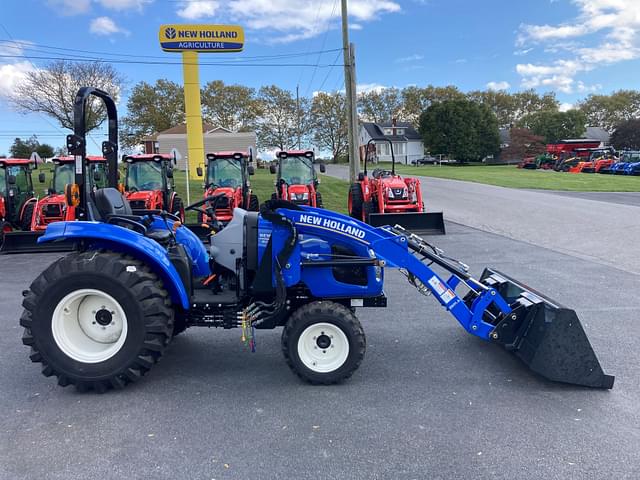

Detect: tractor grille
[213, 196, 230, 209]
[43, 204, 63, 217]
[129, 200, 147, 210]
[392, 188, 407, 198]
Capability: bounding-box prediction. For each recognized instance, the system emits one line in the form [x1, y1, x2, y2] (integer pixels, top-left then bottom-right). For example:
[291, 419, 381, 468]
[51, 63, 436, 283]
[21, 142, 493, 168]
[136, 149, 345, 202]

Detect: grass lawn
[172, 168, 350, 221]
[394, 164, 640, 192]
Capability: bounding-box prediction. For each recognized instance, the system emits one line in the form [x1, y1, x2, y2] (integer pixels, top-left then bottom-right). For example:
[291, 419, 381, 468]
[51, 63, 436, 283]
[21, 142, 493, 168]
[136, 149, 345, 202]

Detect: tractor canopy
[205, 152, 247, 189]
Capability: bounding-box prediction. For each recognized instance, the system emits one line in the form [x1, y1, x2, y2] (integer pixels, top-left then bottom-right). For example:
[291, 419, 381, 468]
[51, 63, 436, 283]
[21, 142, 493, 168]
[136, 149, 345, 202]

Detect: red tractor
[269, 150, 326, 207]
[30, 156, 108, 231]
[0, 157, 37, 243]
[196, 150, 259, 223]
[348, 138, 445, 235]
[123, 153, 185, 221]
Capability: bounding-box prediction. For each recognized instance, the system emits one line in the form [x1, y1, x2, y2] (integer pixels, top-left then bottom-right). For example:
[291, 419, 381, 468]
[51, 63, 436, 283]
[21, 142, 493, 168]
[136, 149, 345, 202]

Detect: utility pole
[341, 0, 360, 183]
[296, 84, 301, 149]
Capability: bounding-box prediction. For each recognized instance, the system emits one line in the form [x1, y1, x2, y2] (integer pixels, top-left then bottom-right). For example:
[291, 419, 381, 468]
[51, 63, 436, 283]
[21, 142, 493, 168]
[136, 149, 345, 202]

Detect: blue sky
[0, 0, 639, 155]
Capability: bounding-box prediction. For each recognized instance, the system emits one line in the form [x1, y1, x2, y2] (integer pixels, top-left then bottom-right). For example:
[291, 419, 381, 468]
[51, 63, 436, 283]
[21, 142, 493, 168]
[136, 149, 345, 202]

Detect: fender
[38, 221, 192, 309]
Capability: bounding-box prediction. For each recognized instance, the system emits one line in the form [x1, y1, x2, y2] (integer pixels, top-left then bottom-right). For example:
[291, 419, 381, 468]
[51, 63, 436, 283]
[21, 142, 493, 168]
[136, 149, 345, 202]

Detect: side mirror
[319, 163, 326, 173]
[269, 164, 276, 174]
[7, 175, 16, 185]
[166, 168, 174, 179]
[357, 172, 365, 181]
[196, 167, 203, 177]
[248, 165, 255, 176]
[38, 173, 46, 183]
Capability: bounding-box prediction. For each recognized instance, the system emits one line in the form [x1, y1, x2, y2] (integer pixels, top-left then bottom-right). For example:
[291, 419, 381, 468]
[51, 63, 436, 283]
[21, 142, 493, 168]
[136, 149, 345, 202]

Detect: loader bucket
[480, 268, 614, 389]
[369, 212, 446, 235]
[0, 231, 75, 255]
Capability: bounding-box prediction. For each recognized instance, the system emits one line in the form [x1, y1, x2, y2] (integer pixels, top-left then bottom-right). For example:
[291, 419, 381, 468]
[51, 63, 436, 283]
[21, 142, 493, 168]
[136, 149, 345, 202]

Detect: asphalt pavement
[1, 217, 638, 479]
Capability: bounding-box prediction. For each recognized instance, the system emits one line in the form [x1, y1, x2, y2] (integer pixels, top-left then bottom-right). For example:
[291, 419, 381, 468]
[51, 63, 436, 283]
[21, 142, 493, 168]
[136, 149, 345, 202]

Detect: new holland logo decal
[298, 214, 367, 240]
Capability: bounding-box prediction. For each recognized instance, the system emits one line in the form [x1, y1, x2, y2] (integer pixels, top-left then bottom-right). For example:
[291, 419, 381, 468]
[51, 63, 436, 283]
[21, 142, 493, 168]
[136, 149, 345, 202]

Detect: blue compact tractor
[18, 88, 614, 392]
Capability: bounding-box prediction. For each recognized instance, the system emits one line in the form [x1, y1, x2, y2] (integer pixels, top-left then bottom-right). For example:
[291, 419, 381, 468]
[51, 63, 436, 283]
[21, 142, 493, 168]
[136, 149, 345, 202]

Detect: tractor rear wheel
[281, 301, 365, 385]
[20, 251, 174, 392]
[171, 195, 185, 222]
[248, 194, 260, 211]
[348, 183, 364, 219]
[21, 202, 34, 231]
[315, 191, 323, 208]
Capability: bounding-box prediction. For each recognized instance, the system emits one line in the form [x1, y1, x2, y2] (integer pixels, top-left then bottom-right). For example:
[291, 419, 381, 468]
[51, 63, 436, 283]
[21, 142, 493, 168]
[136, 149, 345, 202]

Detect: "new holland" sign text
[159, 25, 244, 53]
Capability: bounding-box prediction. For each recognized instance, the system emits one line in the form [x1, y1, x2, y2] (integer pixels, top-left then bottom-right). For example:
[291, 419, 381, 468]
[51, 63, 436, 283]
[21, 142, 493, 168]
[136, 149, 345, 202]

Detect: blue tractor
[19, 88, 614, 392]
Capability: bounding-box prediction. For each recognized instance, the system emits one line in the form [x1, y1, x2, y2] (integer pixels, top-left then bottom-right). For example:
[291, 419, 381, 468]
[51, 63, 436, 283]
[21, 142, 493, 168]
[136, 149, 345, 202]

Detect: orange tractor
[348, 138, 445, 235]
[30, 156, 108, 231]
[269, 150, 326, 207]
[123, 153, 185, 221]
[196, 150, 259, 223]
[0, 157, 37, 243]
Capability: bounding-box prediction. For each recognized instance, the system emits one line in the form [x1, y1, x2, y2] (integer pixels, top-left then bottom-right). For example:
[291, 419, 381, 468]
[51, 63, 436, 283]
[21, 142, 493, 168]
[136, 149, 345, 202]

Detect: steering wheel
[220, 178, 237, 188]
[185, 194, 226, 230]
[289, 177, 301, 185]
[128, 186, 139, 193]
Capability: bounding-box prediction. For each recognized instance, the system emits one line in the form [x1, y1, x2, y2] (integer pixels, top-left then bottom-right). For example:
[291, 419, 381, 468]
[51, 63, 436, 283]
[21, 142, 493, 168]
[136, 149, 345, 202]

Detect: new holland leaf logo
[165, 27, 176, 39]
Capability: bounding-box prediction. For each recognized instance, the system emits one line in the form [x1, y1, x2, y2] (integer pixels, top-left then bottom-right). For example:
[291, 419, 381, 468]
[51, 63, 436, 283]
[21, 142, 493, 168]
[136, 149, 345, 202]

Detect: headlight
[387, 188, 394, 199]
[294, 192, 309, 200]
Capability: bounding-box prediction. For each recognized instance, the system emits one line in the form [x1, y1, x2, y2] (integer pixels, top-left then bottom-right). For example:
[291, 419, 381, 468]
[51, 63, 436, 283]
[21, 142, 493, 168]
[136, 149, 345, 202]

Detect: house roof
[157, 123, 218, 136]
[584, 126, 610, 143]
[362, 122, 421, 141]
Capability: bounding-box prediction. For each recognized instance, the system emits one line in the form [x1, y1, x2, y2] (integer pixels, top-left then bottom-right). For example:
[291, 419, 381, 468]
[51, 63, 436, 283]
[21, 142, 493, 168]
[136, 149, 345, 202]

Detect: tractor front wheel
[281, 301, 365, 384]
[21, 202, 35, 231]
[171, 195, 185, 222]
[315, 191, 323, 208]
[248, 194, 260, 211]
[20, 251, 174, 392]
[348, 183, 364, 219]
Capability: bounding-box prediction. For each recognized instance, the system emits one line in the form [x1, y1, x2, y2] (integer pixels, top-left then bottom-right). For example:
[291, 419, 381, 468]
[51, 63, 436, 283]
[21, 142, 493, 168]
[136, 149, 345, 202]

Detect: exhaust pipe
[479, 268, 614, 389]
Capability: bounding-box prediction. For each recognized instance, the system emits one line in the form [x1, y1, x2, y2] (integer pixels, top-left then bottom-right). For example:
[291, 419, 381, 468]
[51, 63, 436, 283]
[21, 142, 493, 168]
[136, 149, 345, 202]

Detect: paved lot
[542, 190, 640, 207]
[1, 219, 638, 479]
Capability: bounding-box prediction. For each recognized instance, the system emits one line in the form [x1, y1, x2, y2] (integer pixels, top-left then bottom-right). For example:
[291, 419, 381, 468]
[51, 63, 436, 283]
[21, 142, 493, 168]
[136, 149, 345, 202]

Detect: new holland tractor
[269, 150, 326, 207]
[30, 156, 108, 232]
[0, 157, 37, 247]
[348, 138, 445, 235]
[195, 150, 259, 223]
[123, 153, 185, 222]
[18, 87, 614, 392]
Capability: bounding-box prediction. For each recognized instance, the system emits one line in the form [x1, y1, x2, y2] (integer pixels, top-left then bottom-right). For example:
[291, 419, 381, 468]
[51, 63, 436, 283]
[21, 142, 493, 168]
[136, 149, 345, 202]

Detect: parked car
[411, 156, 439, 165]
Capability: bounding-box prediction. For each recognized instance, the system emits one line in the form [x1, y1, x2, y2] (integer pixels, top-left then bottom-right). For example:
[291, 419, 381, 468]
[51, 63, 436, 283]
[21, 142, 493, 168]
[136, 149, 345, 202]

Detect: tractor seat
[94, 188, 133, 219]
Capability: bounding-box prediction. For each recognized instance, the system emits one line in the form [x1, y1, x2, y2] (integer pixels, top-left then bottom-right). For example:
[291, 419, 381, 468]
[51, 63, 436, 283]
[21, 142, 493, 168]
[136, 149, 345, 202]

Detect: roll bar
[365, 138, 395, 176]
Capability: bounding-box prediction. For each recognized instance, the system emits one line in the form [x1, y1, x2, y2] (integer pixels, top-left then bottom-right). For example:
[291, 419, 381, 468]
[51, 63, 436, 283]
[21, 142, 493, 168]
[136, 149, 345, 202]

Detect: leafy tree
[418, 99, 500, 162]
[11, 60, 124, 133]
[9, 136, 54, 159]
[201, 80, 262, 132]
[578, 90, 640, 133]
[518, 109, 586, 144]
[402, 85, 466, 126]
[358, 87, 402, 123]
[511, 90, 559, 121]
[501, 128, 546, 160]
[610, 119, 640, 150]
[256, 85, 309, 150]
[310, 92, 348, 162]
[467, 90, 517, 128]
[121, 79, 185, 148]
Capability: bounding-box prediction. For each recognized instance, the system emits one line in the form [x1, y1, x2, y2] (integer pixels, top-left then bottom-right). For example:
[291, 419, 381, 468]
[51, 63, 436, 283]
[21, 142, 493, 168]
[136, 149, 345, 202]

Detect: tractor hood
[207, 186, 236, 198]
[127, 190, 155, 202]
[381, 176, 408, 189]
[38, 193, 66, 206]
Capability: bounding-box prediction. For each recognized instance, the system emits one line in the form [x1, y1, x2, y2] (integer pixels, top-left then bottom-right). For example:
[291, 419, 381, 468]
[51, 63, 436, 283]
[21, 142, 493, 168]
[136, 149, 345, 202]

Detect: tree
[121, 79, 185, 148]
[500, 128, 546, 160]
[519, 109, 586, 144]
[578, 90, 640, 133]
[511, 90, 559, 121]
[256, 85, 309, 150]
[9, 136, 54, 159]
[201, 81, 261, 132]
[311, 92, 348, 162]
[358, 87, 402, 123]
[610, 119, 640, 150]
[418, 99, 500, 162]
[402, 85, 466, 126]
[11, 60, 124, 133]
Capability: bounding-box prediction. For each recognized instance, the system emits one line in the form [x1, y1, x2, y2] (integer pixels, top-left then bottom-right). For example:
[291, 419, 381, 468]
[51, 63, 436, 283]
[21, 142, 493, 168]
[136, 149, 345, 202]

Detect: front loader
[348, 138, 445, 235]
[18, 87, 614, 393]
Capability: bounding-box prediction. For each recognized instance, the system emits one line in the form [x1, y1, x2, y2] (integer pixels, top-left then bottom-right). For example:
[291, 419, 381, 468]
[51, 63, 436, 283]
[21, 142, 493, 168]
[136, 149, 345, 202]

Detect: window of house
[383, 128, 393, 135]
[393, 143, 406, 155]
[396, 129, 404, 135]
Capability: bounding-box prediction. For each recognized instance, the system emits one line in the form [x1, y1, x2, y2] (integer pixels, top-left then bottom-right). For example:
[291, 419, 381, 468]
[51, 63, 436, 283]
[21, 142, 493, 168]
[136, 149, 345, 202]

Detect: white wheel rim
[297, 322, 349, 373]
[51, 289, 128, 364]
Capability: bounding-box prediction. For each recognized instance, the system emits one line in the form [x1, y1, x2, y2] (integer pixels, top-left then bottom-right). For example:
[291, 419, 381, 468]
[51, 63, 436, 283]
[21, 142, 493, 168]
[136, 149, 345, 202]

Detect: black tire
[348, 183, 364, 219]
[171, 195, 185, 222]
[248, 194, 260, 211]
[362, 201, 373, 223]
[271, 192, 278, 201]
[315, 191, 323, 208]
[281, 301, 366, 385]
[21, 202, 34, 231]
[20, 251, 174, 392]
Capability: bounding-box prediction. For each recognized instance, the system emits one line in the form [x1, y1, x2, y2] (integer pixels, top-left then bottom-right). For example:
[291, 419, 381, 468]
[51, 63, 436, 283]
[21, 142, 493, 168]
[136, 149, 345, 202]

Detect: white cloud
[173, 0, 400, 43]
[486, 81, 511, 91]
[559, 102, 574, 112]
[0, 61, 34, 98]
[515, 0, 640, 93]
[396, 54, 424, 63]
[177, 1, 219, 19]
[46, 0, 91, 15]
[89, 16, 129, 36]
[96, 0, 153, 11]
[357, 83, 389, 93]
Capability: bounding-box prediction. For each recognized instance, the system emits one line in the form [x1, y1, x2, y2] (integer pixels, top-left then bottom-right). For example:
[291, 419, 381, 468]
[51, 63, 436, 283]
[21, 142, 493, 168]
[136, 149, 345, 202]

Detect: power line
[315, 50, 343, 94]
[303, 0, 339, 98]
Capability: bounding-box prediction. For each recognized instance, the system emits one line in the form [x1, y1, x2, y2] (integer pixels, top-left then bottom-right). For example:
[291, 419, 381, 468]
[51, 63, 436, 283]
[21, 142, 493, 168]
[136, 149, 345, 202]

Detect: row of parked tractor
[517, 139, 640, 175]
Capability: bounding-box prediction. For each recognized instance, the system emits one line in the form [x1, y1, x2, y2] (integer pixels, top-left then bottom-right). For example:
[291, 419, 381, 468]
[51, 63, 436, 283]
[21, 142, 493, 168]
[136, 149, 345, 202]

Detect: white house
[359, 120, 424, 164]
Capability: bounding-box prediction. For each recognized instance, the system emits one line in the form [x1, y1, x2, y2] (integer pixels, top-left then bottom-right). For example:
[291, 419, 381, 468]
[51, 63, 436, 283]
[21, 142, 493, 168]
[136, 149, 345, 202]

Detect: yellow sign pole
[181, 51, 204, 180]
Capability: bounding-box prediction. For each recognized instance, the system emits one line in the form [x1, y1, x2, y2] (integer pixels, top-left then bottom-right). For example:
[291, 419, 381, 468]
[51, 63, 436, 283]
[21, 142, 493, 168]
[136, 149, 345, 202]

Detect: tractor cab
[123, 154, 184, 221]
[196, 151, 258, 223]
[270, 150, 326, 207]
[613, 151, 640, 175]
[0, 158, 37, 234]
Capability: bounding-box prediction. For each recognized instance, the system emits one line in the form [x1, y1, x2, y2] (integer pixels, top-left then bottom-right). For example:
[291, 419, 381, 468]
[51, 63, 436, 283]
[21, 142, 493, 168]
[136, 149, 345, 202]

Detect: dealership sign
[159, 24, 244, 52]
